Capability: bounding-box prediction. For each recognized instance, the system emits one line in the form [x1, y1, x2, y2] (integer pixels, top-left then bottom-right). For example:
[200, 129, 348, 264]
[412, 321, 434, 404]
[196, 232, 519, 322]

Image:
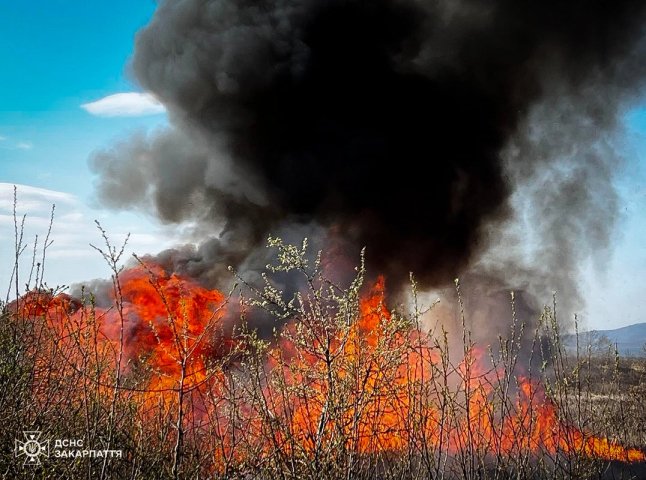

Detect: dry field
[1, 233, 645, 479]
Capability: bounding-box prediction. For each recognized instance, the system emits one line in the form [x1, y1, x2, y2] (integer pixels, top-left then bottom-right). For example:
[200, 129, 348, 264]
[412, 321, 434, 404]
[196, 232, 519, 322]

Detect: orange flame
[12, 272, 644, 467]
[260, 277, 644, 462]
[12, 264, 229, 419]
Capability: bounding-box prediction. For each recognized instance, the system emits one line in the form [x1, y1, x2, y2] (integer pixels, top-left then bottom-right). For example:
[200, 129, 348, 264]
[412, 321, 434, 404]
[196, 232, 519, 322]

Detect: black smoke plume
[90, 0, 646, 317]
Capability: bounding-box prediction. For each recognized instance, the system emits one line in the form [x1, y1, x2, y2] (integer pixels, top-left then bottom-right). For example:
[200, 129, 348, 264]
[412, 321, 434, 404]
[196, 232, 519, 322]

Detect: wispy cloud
[0, 183, 76, 210]
[0, 183, 179, 295]
[81, 92, 166, 117]
[0, 136, 33, 150]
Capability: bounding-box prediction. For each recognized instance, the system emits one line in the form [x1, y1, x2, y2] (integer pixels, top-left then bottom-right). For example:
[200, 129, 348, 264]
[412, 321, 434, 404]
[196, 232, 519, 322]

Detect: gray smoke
[89, 0, 646, 325]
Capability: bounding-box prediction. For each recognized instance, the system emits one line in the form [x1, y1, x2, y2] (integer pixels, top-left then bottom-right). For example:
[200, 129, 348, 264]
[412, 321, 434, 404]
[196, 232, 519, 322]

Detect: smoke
[90, 0, 646, 321]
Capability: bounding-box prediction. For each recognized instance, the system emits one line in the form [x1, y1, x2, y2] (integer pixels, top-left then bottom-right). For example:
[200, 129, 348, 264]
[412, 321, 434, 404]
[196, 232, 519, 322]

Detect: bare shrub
[1, 191, 644, 479]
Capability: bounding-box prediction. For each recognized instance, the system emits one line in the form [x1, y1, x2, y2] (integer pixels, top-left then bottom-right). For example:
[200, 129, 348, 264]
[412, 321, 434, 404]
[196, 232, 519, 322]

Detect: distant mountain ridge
[563, 322, 646, 357]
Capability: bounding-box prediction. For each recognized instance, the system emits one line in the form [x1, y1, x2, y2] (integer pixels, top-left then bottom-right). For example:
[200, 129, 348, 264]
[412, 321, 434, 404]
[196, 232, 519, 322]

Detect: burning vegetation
[2, 237, 645, 478]
[4, 0, 646, 477]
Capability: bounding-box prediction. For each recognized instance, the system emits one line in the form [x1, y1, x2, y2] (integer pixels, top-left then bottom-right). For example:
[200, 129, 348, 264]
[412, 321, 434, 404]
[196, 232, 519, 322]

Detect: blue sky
[585, 110, 646, 330]
[0, 1, 645, 330]
[0, 1, 179, 293]
[0, 0, 163, 197]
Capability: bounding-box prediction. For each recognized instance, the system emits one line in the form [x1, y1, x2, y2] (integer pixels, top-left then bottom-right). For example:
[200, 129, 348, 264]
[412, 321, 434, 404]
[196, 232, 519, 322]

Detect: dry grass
[1, 192, 645, 480]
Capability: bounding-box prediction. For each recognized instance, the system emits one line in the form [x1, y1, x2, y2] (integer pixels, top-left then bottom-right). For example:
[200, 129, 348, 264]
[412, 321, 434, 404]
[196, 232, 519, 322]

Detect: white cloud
[0, 183, 180, 296]
[0, 183, 76, 211]
[81, 92, 166, 117]
[0, 136, 34, 150]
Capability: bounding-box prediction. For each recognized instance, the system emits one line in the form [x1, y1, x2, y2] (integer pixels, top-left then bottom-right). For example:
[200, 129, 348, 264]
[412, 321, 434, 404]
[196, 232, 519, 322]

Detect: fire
[11, 271, 644, 468]
[111, 263, 229, 393]
[11, 263, 230, 418]
[264, 277, 424, 453]
[258, 277, 644, 463]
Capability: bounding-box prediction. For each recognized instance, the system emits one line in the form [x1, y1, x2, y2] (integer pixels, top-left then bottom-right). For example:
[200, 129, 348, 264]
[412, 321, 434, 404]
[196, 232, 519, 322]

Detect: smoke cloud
[90, 0, 646, 320]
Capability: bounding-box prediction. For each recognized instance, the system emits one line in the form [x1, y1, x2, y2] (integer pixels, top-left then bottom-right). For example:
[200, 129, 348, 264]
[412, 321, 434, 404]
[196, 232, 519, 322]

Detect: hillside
[566, 322, 646, 357]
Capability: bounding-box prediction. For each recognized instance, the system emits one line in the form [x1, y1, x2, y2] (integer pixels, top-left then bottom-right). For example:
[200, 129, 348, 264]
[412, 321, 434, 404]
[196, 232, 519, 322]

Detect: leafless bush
[1, 192, 644, 479]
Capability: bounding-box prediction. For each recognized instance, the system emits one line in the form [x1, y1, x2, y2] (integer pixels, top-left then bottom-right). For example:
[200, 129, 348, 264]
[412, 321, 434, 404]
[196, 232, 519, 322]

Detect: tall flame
[11, 270, 644, 468]
[260, 278, 644, 462]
